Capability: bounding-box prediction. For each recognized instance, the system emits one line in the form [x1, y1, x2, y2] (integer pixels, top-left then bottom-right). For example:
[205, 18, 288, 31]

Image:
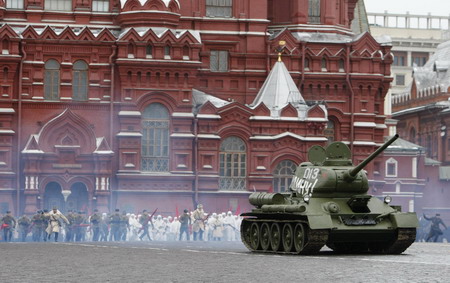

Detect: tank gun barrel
[348, 134, 399, 178]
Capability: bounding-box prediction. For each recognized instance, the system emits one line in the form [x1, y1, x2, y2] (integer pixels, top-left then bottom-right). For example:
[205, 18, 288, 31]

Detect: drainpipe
[16, 42, 26, 215]
[300, 42, 306, 86]
[193, 116, 199, 207]
[108, 45, 117, 213]
[345, 44, 355, 157]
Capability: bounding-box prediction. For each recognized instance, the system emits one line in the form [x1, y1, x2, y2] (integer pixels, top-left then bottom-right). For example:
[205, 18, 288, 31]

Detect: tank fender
[389, 213, 419, 228]
[307, 215, 333, 229]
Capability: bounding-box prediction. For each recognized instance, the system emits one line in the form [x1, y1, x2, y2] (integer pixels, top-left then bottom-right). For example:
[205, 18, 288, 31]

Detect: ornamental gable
[198, 101, 218, 115]
[0, 24, 19, 39]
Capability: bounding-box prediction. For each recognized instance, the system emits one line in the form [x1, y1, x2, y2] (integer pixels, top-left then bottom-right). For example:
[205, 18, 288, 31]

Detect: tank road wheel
[282, 223, 294, 252]
[250, 222, 261, 250]
[293, 223, 305, 253]
[260, 223, 271, 251]
[270, 223, 282, 252]
[240, 219, 252, 251]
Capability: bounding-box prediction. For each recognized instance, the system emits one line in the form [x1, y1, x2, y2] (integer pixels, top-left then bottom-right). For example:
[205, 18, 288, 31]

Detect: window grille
[44, 60, 60, 101]
[92, 0, 109, 12]
[308, 0, 321, 24]
[72, 60, 88, 101]
[141, 103, 170, 172]
[6, 0, 24, 9]
[273, 160, 297, 193]
[210, 50, 229, 72]
[219, 136, 246, 190]
[45, 0, 72, 11]
[206, 0, 232, 18]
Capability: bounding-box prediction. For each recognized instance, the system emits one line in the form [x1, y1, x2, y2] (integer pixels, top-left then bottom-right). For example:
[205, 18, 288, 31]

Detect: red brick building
[392, 40, 450, 220]
[0, 0, 393, 216]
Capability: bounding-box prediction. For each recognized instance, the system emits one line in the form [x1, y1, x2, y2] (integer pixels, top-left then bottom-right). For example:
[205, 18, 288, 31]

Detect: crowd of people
[0, 204, 243, 243]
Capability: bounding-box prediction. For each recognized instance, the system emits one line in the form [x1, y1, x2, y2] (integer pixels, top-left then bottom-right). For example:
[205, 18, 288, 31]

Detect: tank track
[240, 218, 329, 255]
[327, 228, 417, 254]
[380, 228, 416, 254]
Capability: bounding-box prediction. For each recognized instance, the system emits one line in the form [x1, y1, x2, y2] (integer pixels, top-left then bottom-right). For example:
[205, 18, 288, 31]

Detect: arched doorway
[66, 182, 89, 212]
[44, 182, 64, 211]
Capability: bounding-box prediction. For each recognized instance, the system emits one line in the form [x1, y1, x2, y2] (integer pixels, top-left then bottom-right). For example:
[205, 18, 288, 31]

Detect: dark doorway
[44, 182, 64, 212]
[66, 182, 89, 213]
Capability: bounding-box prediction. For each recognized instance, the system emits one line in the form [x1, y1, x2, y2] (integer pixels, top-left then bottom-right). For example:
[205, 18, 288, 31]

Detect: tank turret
[240, 134, 418, 255]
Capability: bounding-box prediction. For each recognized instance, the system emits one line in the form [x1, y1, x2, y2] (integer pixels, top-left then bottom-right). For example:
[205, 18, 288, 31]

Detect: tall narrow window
[206, 0, 232, 18]
[92, 0, 109, 12]
[183, 45, 190, 60]
[45, 0, 72, 11]
[146, 45, 153, 58]
[164, 45, 171, 59]
[219, 136, 246, 190]
[6, 0, 24, 9]
[128, 43, 135, 58]
[321, 58, 327, 71]
[273, 160, 297, 193]
[386, 158, 398, 177]
[141, 103, 170, 172]
[44, 59, 60, 101]
[304, 58, 310, 71]
[324, 120, 335, 144]
[72, 60, 88, 101]
[2, 39, 9, 55]
[338, 59, 345, 72]
[308, 0, 321, 24]
[210, 50, 229, 72]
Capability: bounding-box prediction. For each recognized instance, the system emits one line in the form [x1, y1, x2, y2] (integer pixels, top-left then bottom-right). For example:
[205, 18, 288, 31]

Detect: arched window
[219, 136, 246, 190]
[92, 0, 109, 12]
[206, 0, 232, 18]
[45, 0, 72, 11]
[44, 59, 60, 100]
[308, 0, 321, 24]
[72, 60, 88, 101]
[141, 103, 170, 172]
[7, 0, 24, 9]
[273, 160, 297, 193]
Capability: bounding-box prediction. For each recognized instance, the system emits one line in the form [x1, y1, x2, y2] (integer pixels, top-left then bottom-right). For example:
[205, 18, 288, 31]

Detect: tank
[240, 134, 418, 255]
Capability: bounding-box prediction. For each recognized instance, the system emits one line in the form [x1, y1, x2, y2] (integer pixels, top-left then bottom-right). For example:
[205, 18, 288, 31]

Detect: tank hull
[240, 197, 418, 255]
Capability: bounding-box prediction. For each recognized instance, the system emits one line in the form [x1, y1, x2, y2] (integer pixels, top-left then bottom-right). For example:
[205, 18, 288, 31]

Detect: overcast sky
[364, 0, 450, 16]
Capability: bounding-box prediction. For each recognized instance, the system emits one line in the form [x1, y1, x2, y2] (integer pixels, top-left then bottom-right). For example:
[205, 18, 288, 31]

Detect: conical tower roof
[249, 59, 306, 116]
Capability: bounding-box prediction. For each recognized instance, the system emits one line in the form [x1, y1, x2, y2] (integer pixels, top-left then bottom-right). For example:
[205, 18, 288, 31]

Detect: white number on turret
[291, 168, 320, 196]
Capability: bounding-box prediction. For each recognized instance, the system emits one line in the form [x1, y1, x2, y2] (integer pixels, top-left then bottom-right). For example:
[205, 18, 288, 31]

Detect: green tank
[240, 134, 418, 254]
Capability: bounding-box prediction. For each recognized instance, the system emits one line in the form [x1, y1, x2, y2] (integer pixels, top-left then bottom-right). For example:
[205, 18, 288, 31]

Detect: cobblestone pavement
[0, 241, 448, 283]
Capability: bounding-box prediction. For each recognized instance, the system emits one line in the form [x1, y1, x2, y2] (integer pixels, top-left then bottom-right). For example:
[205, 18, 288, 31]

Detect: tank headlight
[384, 196, 392, 204]
[303, 194, 311, 203]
